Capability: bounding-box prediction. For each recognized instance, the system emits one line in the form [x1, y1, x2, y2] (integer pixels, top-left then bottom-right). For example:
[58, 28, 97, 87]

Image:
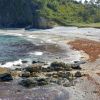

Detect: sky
[76, 0, 90, 2]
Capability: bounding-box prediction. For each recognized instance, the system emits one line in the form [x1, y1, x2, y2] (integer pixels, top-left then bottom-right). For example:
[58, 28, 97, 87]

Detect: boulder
[19, 78, 37, 88]
[71, 64, 81, 70]
[22, 60, 28, 64]
[0, 73, 13, 81]
[74, 71, 82, 77]
[19, 78, 48, 88]
[32, 61, 37, 64]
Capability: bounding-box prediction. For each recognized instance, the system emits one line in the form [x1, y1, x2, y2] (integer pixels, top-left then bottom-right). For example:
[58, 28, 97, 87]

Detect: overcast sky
[76, 0, 90, 2]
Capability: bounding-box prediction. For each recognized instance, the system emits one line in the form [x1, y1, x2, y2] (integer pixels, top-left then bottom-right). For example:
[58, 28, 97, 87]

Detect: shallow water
[0, 35, 66, 63]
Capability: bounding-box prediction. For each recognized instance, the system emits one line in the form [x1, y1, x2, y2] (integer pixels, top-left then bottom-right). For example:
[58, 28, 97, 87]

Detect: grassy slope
[60, 23, 100, 28]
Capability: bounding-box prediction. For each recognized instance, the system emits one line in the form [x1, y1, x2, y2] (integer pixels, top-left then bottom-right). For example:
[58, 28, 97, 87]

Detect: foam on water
[0, 59, 22, 68]
[30, 51, 43, 56]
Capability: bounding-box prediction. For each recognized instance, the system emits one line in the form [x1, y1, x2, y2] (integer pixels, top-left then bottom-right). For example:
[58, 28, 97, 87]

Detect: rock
[71, 64, 81, 70]
[15, 68, 22, 71]
[37, 78, 48, 86]
[24, 65, 42, 73]
[52, 74, 58, 78]
[22, 61, 28, 64]
[74, 61, 86, 64]
[31, 72, 38, 77]
[50, 62, 71, 71]
[50, 78, 58, 84]
[0, 67, 10, 74]
[11, 71, 22, 77]
[1, 62, 6, 65]
[32, 17, 52, 29]
[19, 78, 48, 88]
[19, 78, 37, 88]
[0, 0, 33, 28]
[0, 73, 13, 81]
[45, 73, 52, 77]
[32, 61, 37, 64]
[57, 71, 71, 79]
[57, 78, 69, 85]
[21, 71, 30, 78]
[74, 71, 82, 77]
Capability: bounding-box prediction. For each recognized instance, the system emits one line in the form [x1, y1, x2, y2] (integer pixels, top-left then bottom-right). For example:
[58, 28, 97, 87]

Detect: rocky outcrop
[0, 0, 33, 28]
[0, 0, 53, 29]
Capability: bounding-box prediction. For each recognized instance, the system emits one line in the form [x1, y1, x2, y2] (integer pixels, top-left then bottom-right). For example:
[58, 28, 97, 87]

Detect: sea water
[0, 35, 36, 62]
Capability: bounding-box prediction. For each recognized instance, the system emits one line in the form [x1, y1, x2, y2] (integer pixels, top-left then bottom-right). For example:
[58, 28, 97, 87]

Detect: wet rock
[32, 61, 37, 64]
[0, 73, 13, 81]
[22, 60, 28, 64]
[1, 62, 6, 65]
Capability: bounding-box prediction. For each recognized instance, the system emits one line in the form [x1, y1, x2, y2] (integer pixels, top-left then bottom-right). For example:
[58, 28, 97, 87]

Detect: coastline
[0, 26, 100, 99]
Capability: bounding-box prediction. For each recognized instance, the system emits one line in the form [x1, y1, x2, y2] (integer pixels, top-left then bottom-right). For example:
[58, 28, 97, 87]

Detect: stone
[0, 73, 13, 81]
[71, 64, 81, 70]
[19, 78, 37, 88]
[22, 60, 28, 64]
[50, 62, 71, 71]
[32, 61, 37, 64]
[57, 71, 71, 79]
[31, 72, 38, 77]
[21, 71, 30, 78]
[37, 78, 48, 86]
[19, 78, 48, 88]
[74, 71, 82, 77]
[24, 65, 42, 73]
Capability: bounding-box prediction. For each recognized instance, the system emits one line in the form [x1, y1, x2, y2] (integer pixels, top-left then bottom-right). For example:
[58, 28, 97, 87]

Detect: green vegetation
[70, 23, 100, 28]
[0, 0, 100, 28]
[31, 0, 100, 26]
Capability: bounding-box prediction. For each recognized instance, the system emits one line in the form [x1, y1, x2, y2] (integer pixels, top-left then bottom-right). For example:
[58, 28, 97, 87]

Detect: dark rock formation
[0, 0, 33, 28]
[0, 73, 13, 81]
[0, 0, 52, 29]
[74, 71, 82, 77]
[19, 78, 48, 88]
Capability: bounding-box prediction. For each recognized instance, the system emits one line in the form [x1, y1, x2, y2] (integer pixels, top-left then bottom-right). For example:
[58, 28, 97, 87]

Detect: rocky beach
[0, 27, 100, 100]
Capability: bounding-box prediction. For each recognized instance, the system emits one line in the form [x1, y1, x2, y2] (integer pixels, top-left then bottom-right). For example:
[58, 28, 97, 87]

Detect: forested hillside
[0, 0, 100, 28]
